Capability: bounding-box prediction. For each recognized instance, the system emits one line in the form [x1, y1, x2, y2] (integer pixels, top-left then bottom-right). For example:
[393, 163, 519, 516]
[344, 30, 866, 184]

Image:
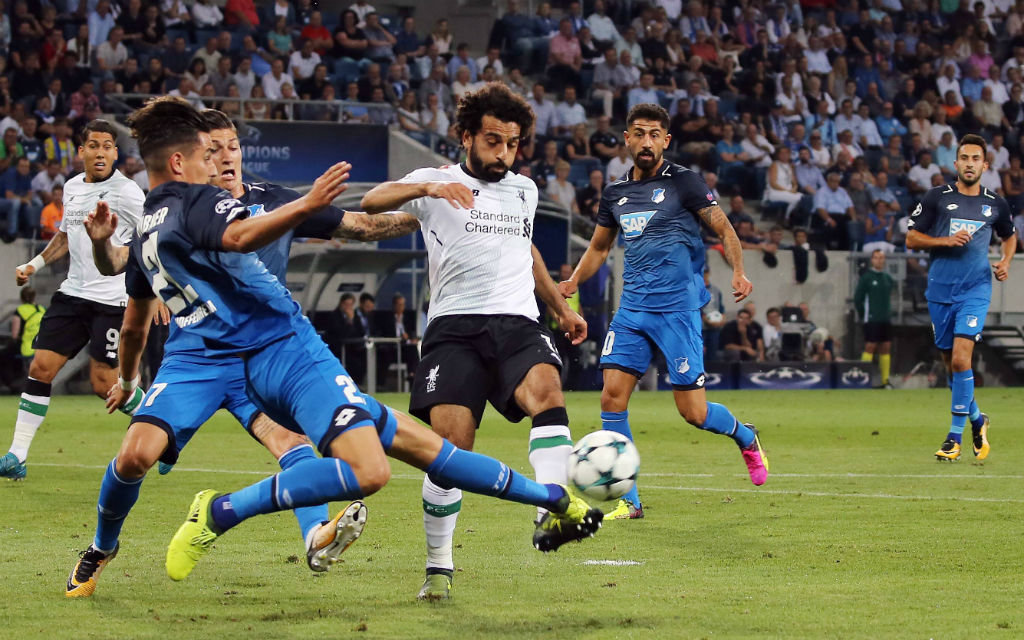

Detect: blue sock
[602, 410, 641, 507]
[278, 444, 329, 542]
[700, 402, 755, 448]
[94, 458, 144, 553]
[211, 457, 363, 533]
[968, 398, 984, 429]
[427, 439, 564, 512]
[947, 369, 974, 443]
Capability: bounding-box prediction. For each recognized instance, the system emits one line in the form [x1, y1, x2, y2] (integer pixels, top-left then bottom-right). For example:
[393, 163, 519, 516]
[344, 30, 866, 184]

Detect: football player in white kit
[362, 83, 588, 600]
[0, 120, 146, 481]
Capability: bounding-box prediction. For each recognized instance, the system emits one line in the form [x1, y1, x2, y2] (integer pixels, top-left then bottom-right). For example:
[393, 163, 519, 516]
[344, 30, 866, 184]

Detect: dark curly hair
[957, 133, 987, 157]
[627, 103, 670, 130]
[455, 82, 535, 140]
[126, 96, 210, 171]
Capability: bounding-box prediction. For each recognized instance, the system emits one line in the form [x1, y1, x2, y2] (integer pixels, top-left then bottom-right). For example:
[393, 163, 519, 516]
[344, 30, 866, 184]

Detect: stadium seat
[333, 59, 361, 86]
[761, 201, 788, 224]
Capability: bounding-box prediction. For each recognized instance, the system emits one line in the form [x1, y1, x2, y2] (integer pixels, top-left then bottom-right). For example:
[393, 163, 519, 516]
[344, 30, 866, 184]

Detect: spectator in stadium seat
[67, 80, 101, 124]
[577, 168, 604, 221]
[357, 62, 385, 102]
[553, 86, 585, 138]
[715, 123, 752, 195]
[231, 57, 256, 100]
[266, 16, 294, 58]
[416, 64, 452, 115]
[289, 39, 321, 82]
[726, 194, 755, 229]
[868, 171, 900, 214]
[586, 0, 618, 49]
[874, 102, 907, 144]
[161, 37, 190, 78]
[765, 146, 804, 219]
[626, 72, 659, 114]
[907, 150, 940, 196]
[445, 43, 478, 83]
[323, 293, 368, 388]
[209, 57, 234, 97]
[225, 0, 259, 32]
[31, 158, 63, 205]
[526, 82, 555, 138]
[814, 170, 856, 250]
[38, 184, 61, 239]
[546, 19, 582, 93]
[192, 0, 223, 29]
[302, 11, 333, 56]
[450, 66, 478, 102]
[418, 92, 449, 137]
[169, 77, 205, 109]
[184, 58, 210, 92]
[394, 17, 425, 59]
[530, 139, 559, 190]
[720, 308, 765, 363]
[0, 127, 23, 172]
[832, 129, 863, 162]
[546, 159, 579, 216]
[18, 118, 41, 167]
[333, 10, 368, 64]
[605, 142, 632, 183]
[366, 86, 393, 124]
[10, 51, 45, 100]
[87, 0, 116, 48]
[0, 157, 41, 241]
[261, 57, 293, 101]
[192, 37, 222, 72]
[342, 82, 369, 123]
[43, 118, 73, 174]
[1003, 155, 1024, 213]
[363, 12, 396, 63]
[349, 0, 376, 28]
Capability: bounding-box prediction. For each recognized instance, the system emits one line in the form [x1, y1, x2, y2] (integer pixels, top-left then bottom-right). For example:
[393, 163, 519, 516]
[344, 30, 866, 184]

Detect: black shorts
[409, 314, 563, 426]
[863, 321, 892, 344]
[33, 291, 125, 367]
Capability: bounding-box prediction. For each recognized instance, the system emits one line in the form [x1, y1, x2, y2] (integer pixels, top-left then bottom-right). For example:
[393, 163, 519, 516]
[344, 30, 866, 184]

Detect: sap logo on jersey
[949, 218, 983, 236]
[620, 210, 657, 238]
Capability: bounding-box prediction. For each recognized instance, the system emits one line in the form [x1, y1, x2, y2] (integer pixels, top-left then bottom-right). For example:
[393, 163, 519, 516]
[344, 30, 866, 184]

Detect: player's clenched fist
[14, 264, 33, 286]
[425, 182, 475, 209]
[306, 161, 352, 209]
[944, 229, 971, 247]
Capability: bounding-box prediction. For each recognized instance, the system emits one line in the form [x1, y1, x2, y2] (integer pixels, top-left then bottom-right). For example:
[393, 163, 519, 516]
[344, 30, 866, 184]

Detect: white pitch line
[644, 472, 1024, 480]
[582, 560, 644, 566]
[643, 484, 1024, 504]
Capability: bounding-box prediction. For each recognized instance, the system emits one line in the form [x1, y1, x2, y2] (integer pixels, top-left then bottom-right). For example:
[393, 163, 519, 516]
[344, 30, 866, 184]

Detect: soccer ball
[704, 310, 723, 324]
[568, 431, 640, 501]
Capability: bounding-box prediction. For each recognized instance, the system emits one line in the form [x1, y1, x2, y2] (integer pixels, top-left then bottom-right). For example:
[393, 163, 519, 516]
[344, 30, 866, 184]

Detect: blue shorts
[131, 353, 260, 466]
[599, 308, 706, 390]
[928, 298, 989, 350]
[242, 322, 398, 456]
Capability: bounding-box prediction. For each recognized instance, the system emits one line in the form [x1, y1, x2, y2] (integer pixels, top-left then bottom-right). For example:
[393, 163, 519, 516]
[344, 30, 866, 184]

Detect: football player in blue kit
[559, 104, 769, 520]
[85, 97, 602, 585]
[66, 109, 423, 597]
[906, 134, 1016, 461]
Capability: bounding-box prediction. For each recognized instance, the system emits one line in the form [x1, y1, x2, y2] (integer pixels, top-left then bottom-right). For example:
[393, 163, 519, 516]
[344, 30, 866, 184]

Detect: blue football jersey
[907, 184, 1015, 303]
[125, 181, 311, 356]
[597, 161, 715, 311]
[127, 182, 344, 355]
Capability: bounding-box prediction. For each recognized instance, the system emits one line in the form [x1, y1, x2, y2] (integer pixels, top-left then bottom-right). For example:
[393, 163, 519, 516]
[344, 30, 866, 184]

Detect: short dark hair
[82, 119, 118, 142]
[126, 96, 209, 171]
[340, 293, 355, 304]
[767, 306, 780, 316]
[20, 286, 35, 304]
[359, 292, 375, 304]
[201, 109, 236, 132]
[455, 82, 535, 140]
[957, 133, 987, 157]
[626, 103, 670, 130]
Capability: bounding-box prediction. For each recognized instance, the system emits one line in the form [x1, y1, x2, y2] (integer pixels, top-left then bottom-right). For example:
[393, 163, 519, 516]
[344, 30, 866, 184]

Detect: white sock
[528, 425, 573, 519]
[422, 475, 461, 571]
[10, 381, 51, 463]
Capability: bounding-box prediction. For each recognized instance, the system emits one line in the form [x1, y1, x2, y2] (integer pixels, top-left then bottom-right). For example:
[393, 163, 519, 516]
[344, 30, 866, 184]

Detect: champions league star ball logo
[748, 366, 824, 387]
[840, 367, 871, 387]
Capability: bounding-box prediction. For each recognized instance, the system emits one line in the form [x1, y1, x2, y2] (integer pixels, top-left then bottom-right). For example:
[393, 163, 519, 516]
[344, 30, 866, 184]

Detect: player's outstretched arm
[85, 201, 131, 276]
[361, 180, 474, 213]
[106, 296, 157, 413]
[558, 224, 617, 299]
[333, 211, 421, 242]
[15, 230, 68, 286]
[697, 204, 752, 302]
[533, 244, 587, 345]
[222, 162, 351, 252]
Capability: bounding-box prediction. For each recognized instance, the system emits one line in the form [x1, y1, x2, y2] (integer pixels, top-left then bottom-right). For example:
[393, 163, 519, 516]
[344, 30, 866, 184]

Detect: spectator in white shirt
[526, 82, 556, 137]
[907, 150, 941, 195]
[805, 35, 832, 74]
[192, 0, 223, 28]
[834, 99, 861, 135]
[546, 160, 579, 215]
[587, 0, 619, 48]
[606, 143, 633, 182]
[94, 25, 128, 74]
[475, 47, 505, 78]
[450, 65, 481, 101]
[232, 57, 256, 99]
[419, 92, 450, 136]
[856, 104, 883, 148]
[627, 72, 660, 114]
[984, 64, 1010, 104]
[289, 39, 321, 81]
[553, 86, 586, 137]
[261, 57, 293, 100]
[740, 123, 773, 168]
[832, 129, 864, 161]
[31, 160, 65, 204]
[990, 132, 1010, 172]
[936, 63, 964, 107]
[615, 27, 644, 69]
[349, 0, 375, 27]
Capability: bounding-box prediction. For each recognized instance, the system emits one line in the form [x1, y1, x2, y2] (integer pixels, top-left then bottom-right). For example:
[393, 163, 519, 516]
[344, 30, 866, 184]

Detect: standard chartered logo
[464, 208, 528, 236]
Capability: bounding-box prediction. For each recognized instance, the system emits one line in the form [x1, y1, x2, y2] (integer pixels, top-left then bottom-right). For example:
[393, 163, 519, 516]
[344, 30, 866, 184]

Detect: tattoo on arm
[697, 204, 744, 271]
[335, 212, 420, 242]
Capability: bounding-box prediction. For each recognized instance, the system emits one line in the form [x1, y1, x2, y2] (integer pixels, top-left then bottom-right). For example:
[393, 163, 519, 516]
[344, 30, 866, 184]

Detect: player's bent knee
[115, 449, 158, 479]
[600, 387, 629, 412]
[351, 458, 391, 495]
[678, 404, 707, 427]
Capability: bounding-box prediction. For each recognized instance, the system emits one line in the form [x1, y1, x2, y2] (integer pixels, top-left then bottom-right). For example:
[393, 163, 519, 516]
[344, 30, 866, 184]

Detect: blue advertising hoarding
[236, 122, 388, 185]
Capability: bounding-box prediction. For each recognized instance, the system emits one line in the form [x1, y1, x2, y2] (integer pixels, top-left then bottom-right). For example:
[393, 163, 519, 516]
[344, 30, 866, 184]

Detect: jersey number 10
[141, 232, 202, 314]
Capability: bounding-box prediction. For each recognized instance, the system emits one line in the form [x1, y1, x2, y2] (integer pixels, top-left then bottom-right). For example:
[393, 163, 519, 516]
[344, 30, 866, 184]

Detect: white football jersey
[58, 170, 145, 306]
[398, 163, 540, 322]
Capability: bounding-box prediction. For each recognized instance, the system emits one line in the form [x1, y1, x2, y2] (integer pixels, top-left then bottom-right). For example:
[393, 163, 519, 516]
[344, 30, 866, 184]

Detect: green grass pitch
[1, 389, 1022, 639]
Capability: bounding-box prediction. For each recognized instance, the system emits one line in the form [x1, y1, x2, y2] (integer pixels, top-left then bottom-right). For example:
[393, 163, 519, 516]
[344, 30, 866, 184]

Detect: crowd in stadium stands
[4, 0, 1024, 251]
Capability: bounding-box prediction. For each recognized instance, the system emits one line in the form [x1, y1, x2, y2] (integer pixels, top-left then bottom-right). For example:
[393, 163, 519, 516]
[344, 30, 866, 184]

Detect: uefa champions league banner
[236, 122, 389, 186]
[737, 362, 832, 390]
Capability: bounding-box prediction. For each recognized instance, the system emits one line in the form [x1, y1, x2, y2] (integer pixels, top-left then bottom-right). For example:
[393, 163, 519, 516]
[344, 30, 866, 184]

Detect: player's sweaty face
[625, 119, 669, 172]
[209, 128, 243, 195]
[80, 132, 118, 182]
[465, 115, 520, 182]
[955, 144, 986, 186]
[180, 131, 217, 185]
